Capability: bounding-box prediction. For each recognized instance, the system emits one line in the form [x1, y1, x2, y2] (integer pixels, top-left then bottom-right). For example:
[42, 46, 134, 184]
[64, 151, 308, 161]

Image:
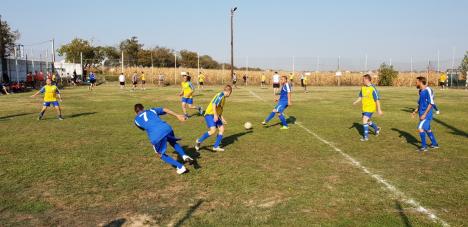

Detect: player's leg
[153, 139, 186, 174]
[181, 101, 188, 118]
[417, 120, 428, 151]
[263, 107, 278, 125]
[425, 121, 439, 148]
[277, 106, 288, 129]
[38, 104, 48, 120]
[53, 102, 63, 120]
[195, 115, 217, 151]
[368, 119, 380, 135]
[213, 124, 224, 151]
[361, 114, 370, 141]
[167, 132, 193, 163]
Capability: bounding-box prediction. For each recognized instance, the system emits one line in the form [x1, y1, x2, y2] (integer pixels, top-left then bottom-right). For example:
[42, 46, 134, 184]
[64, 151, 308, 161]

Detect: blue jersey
[89, 73, 96, 80]
[418, 88, 434, 120]
[134, 108, 173, 144]
[279, 83, 291, 103]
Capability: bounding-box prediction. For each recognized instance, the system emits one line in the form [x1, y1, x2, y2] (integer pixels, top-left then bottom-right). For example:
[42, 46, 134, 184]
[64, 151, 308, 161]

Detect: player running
[198, 72, 205, 90]
[134, 103, 193, 174]
[262, 76, 292, 129]
[195, 85, 233, 152]
[89, 71, 96, 90]
[179, 75, 203, 119]
[353, 74, 382, 141]
[31, 78, 63, 120]
[412, 77, 439, 152]
[140, 71, 146, 90]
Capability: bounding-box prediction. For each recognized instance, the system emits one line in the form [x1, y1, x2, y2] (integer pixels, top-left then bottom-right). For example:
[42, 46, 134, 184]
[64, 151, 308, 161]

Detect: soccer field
[0, 84, 467, 226]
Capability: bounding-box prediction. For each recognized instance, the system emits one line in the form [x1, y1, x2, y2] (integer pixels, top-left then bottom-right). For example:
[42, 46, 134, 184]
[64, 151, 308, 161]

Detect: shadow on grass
[349, 122, 364, 137]
[67, 112, 98, 118]
[174, 199, 204, 227]
[395, 200, 412, 227]
[0, 112, 34, 120]
[103, 218, 126, 227]
[222, 130, 253, 147]
[266, 116, 296, 127]
[180, 146, 201, 169]
[391, 128, 419, 148]
[402, 107, 467, 138]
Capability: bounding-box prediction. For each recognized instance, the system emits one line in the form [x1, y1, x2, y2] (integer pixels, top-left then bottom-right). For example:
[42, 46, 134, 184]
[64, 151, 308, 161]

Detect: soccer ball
[244, 122, 252, 130]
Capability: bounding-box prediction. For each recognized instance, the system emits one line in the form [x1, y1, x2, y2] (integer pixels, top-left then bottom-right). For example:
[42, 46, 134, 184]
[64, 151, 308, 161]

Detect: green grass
[0, 83, 467, 226]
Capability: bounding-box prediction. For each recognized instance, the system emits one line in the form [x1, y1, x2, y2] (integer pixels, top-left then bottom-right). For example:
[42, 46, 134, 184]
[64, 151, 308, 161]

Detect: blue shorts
[181, 97, 193, 104]
[152, 131, 180, 155]
[417, 119, 432, 131]
[43, 101, 59, 107]
[274, 102, 288, 114]
[205, 114, 223, 128]
[362, 112, 373, 118]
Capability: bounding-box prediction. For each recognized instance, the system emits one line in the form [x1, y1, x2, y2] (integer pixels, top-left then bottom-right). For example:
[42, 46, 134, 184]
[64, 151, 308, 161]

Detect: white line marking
[248, 89, 449, 227]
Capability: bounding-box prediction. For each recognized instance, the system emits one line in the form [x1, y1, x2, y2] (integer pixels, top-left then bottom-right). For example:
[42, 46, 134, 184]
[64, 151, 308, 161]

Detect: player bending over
[31, 78, 63, 120]
[179, 75, 203, 118]
[412, 77, 439, 152]
[353, 74, 382, 141]
[262, 76, 292, 129]
[195, 85, 233, 152]
[134, 103, 193, 174]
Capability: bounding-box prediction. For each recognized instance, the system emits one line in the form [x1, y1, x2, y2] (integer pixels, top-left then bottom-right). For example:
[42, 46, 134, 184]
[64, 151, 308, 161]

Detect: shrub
[378, 63, 399, 86]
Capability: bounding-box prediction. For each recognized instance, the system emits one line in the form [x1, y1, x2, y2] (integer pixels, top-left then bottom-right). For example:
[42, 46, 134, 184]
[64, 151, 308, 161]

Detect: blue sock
[363, 124, 369, 138]
[426, 131, 438, 146]
[265, 112, 275, 123]
[214, 134, 223, 148]
[172, 143, 187, 157]
[161, 154, 183, 168]
[369, 122, 378, 132]
[419, 132, 427, 148]
[278, 114, 288, 127]
[198, 132, 210, 143]
[433, 104, 439, 111]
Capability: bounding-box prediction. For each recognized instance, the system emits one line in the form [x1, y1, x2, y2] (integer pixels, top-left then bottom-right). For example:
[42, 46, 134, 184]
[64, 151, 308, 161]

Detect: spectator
[243, 74, 247, 86]
[272, 72, 280, 95]
[439, 72, 447, 90]
[119, 73, 126, 89]
[261, 73, 266, 88]
[132, 72, 138, 91]
[232, 72, 238, 88]
[140, 71, 146, 90]
[0, 81, 9, 95]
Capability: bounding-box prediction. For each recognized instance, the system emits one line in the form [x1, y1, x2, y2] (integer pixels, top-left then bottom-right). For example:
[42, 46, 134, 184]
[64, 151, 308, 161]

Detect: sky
[1, 0, 467, 71]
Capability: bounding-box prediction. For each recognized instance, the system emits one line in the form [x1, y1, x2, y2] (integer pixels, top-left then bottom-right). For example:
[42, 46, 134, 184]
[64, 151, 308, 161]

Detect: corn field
[100, 66, 449, 87]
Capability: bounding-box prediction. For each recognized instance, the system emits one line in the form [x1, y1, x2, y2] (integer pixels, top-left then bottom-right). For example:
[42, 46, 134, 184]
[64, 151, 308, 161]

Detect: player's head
[280, 76, 288, 84]
[134, 103, 144, 114]
[416, 76, 427, 89]
[274, 71, 278, 74]
[46, 78, 52, 85]
[362, 74, 372, 85]
[184, 75, 191, 82]
[223, 85, 233, 97]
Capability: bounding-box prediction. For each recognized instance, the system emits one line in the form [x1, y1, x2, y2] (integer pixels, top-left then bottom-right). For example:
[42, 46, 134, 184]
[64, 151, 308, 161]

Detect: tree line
[57, 36, 232, 70]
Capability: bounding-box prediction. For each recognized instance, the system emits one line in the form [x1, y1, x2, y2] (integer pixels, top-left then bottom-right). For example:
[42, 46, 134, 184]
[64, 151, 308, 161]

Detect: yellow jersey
[181, 81, 194, 98]
[141, 74, 146, 81]
[198, 74, 205, 82]
[439, 73, 447, 82]
[40, 85, 60, 102]
[205, 92, 225, 116]
[359, 85, 379, 113]
[261, 75, 266, 81]
[303, 77, 308, 85]
[289, 74, 294, 80]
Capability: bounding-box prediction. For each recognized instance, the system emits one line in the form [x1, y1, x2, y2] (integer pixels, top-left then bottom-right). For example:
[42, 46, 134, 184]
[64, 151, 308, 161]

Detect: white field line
[248, 89, 449, 227]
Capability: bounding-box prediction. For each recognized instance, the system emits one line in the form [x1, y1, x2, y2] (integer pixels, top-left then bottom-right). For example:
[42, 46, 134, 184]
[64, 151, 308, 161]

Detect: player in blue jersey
[262, 76, 292, 129]
[89, 71, 96, 91]
[195, 85, 233, 152]
[134, 103, 194, 174]
[412, 77, 439, 152]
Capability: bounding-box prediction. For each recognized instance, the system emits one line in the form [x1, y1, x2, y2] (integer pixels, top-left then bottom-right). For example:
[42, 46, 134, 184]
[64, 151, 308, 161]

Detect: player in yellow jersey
[140, 71, 146, 90]
[179, 74, 203, 119]
[195, 85, 232, 152]
[198, 72, 205, 90]
[439, 72, 447, 90]
[31, 78, 63, 120]
[261, 73, 266, 88]
[353, 74, 383, 141]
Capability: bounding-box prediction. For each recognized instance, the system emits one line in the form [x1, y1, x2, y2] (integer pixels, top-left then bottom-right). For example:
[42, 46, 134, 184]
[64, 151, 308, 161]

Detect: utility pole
[230, 7, 237, 81]
[51, 38, 55, 73]
[0, 14, 6, 82]
[120, 51, 124, 73]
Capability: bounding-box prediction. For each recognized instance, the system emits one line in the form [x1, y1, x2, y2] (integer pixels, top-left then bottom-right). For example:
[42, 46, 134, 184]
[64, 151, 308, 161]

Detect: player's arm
[420, 104, 432, 120]
[2, 86, 9, 95]
[56, 89, 62, 101]
[220, 115, 227, 124]
[411, 106, 419, 118]
[287, 91, 292, 106]
[353, 90, 362, 105]
[373, 89, 382, 115]
[162, 108, 186, 122]
[31, 87, 44, 97]
[212, 104, 219, 122]
[376, 100, 383, 115]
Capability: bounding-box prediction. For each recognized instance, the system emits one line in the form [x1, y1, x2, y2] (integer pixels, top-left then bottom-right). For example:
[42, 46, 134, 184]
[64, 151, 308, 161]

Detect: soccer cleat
[198, 107, 204, 115]
[280, 126, 289, 130]
[212, 147, 225, 152]
[58, 117, 64, 120]
[436, 110, 440, 115]
[261, 121, 267, 126]
[429, 144, 440, 149]
[38, 116, 43, 120]
[360, 137, 369, 142]
[184, 114, 189, 119]
[417, 147, 428, 152]
[176, 166, 187, 175]
[195, 140, 201, 151]
[182, 155, 194, 164]
[375, 127, 381, 136]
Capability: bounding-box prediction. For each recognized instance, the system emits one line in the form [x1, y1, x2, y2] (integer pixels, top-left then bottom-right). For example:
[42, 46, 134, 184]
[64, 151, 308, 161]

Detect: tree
[119, 36, 142, 66]
[137, 49, 152, 67]
[199, 55, 219, 69]
[459, 51, 468, 78]
[179, 50, 198, 68]
[0, 16, 20, 81]
[57, 38, 95, 65]
[94, 46, 120, 66]
[378, 63, 399, 86]
[152, 46, 176, 68]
